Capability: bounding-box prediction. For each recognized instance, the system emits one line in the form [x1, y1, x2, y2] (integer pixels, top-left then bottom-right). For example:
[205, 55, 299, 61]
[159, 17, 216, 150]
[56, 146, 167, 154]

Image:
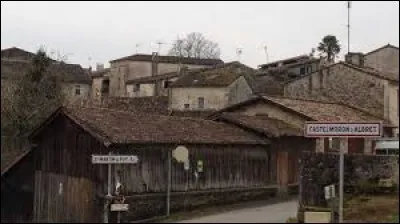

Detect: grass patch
[344, 195, 399, 223]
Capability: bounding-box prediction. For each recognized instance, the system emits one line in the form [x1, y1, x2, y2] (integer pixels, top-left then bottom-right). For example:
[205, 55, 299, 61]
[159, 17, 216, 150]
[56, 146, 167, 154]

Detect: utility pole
[339, 3, 351, 224]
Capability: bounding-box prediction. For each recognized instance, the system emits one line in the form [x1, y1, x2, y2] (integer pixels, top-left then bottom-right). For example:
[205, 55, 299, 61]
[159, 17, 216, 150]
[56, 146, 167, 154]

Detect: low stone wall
[300, 151, 399, 207]
[112, 187, 278, 222]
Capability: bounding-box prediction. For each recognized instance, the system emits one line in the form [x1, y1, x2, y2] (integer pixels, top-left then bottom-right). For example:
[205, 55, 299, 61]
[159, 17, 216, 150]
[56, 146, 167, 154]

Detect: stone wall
[299, 151, 399, 207]
[285, 63, 386, 119]
[110, 187, 277, 222]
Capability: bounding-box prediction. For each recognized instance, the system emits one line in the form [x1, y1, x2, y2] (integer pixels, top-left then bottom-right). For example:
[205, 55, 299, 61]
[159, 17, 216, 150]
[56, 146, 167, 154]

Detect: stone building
[208, 95, 391, 154]
[284, 44, 399, 137]
[1, 47, 92, 104]
[107, 52, 223, 97]
[169, 62, 256, 111]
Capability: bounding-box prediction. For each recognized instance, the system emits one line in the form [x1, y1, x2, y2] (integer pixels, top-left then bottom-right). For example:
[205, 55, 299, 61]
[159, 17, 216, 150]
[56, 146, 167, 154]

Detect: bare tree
[168, 32, 221, 59]
[1, 48, 65, 137]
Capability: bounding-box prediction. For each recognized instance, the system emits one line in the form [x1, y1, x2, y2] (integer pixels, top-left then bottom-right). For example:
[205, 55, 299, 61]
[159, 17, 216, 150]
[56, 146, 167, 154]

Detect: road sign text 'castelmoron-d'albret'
[305, 122, 382, 137]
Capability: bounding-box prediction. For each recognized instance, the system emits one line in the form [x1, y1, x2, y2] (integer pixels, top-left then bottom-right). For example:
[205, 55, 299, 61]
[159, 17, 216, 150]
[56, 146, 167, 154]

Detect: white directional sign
[91, 155, 139, 164]
[304, 122, 382, 138]
[110, 203, 129, 212]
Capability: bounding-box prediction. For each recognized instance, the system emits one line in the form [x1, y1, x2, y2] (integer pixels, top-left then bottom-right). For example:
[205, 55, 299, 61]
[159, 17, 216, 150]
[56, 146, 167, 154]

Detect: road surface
[177, 199, 298, 223]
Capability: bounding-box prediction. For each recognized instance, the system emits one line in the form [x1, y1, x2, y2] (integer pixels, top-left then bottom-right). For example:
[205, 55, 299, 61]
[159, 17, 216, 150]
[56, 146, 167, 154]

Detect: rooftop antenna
[156, 41, 167, 54]
[135, 44, 140, 54]
[236, 48, 243, 62]
[347, 1, 351, 55]
[263, 45, 269, 63]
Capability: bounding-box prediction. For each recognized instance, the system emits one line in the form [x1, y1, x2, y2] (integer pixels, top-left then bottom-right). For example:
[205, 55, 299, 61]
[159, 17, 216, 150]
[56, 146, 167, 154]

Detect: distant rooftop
[109, 53, 224, 65]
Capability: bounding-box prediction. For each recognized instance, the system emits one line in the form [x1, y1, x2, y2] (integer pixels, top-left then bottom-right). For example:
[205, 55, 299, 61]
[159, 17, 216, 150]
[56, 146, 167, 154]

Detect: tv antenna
[347, 1, 351, 54]
[236, 48, 243, 62]
[135, 44, 140, 54]
[263, 45, 269, 63]
[156, 41, 167, 54]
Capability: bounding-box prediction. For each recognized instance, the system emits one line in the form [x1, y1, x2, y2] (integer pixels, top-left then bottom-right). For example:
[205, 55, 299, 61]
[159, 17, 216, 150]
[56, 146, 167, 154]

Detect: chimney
[345, 52, 364, 67]
[96, 63, 104, 72]
[151, 52, 158, 77]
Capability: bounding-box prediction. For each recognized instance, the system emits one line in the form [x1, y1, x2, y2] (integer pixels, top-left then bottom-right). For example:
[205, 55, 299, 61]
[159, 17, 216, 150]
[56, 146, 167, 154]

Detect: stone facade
[300, 151, 399, 207]
[109, 60, 213, 97]
[364, 45, 399, 77]
[284, 63, 399, 136]
[61, 83, 91, 104]
[169, 76, 253, 111]
[285, 63, 386, 118]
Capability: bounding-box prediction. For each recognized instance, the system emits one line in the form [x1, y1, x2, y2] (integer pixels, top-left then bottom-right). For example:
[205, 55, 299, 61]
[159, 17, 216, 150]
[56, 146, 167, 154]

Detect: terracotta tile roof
[262, 96, 384, 122]
[80, 96, 170, 115]
[61, 106, 269, 146]
[110, 53, 224, 65]
[1, 47, 37, 61]
[1, 59, 32, 79]
[208, 96, 389, 125]
[126, 71, 180, 84]
[1, 59, 92, 84]
[170, 110, 216, 118]
[170, 62, 255, 88]
[50, 63, 92, 84]
[258, 55, 311, 68]
[218, 112, 303, 137]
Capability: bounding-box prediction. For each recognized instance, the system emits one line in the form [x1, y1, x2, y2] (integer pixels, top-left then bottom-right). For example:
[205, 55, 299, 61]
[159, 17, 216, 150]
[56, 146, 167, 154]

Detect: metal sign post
[304, 122, 383, 223]
[92, 153, 139, 223]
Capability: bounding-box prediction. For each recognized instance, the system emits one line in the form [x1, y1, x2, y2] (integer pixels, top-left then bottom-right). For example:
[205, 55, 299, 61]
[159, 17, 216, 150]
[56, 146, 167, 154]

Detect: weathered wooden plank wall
[112, 144, 274, 195]
[33, 115, 106, 223]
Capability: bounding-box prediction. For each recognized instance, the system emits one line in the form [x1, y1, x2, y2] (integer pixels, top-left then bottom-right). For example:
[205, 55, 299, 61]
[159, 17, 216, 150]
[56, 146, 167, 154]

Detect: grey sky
[1, 1, 399, 69]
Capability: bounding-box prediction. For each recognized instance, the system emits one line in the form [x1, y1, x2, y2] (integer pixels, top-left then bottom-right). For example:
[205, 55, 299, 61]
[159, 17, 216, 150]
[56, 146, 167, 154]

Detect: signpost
[304, 122, 382, 223]
[92, 153, 139, 223]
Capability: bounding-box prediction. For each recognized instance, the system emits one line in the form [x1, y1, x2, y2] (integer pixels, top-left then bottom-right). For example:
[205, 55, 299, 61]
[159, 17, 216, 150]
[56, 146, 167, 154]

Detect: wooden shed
[25, 106, 276, 222]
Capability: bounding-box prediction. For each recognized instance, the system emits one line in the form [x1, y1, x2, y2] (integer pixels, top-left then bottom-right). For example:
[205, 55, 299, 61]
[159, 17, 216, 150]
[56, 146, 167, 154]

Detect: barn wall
[1, 151, 35, 223]
[110, 144, 275, 195]
[33, 114, 107, 223]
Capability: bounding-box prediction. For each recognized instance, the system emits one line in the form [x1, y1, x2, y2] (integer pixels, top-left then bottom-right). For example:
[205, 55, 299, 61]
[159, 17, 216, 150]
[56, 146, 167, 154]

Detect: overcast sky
[1, 1, 399, 69]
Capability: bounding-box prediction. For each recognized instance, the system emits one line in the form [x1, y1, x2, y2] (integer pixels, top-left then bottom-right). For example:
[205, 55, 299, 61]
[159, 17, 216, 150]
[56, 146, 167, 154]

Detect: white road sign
[304, 122, 382, 138]
[91, 155, 139, 164]
[110, 203, 129, 212]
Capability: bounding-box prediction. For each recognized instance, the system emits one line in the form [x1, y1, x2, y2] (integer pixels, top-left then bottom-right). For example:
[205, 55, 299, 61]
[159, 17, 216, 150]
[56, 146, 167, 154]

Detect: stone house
[125, 71, 180, 98]
[107, 52, 223, 97]
[1, 47, 92, 104]
[208, 95, 391, 155]
[169, 62, 256, 111]
[284, 45, 399, 137]
[258, 54, 322, 78]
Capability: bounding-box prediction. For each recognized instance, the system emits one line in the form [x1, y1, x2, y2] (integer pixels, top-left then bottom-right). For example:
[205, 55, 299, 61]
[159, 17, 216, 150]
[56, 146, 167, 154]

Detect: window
[101, 79, 110, 94]
[329, 138, 341, 150]
[184, 104, 190, 109]
[133, 84, 140, 92]
[307, 65, 312, 74]
[300, 67, 305, 75]
[75, 85, 81, 95]
[198, 97, 205, 109]
[164, 80, 172, 88]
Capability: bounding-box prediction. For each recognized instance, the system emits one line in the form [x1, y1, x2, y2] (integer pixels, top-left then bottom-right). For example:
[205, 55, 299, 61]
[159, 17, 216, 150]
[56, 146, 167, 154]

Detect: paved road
[177, 199, 298, 223]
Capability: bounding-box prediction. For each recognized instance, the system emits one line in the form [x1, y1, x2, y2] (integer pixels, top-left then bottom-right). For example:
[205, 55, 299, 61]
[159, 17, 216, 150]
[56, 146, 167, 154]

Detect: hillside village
[1, 43, 399, 223]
